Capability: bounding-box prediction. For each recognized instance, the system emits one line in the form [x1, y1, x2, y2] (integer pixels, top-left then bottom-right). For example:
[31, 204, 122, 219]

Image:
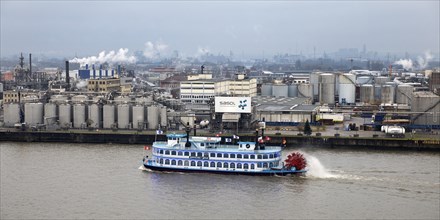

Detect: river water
[1, 142, 439, 219]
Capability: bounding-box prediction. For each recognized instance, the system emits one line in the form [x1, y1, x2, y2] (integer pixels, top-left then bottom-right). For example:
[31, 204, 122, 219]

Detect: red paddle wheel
[284, 152, 307, 170]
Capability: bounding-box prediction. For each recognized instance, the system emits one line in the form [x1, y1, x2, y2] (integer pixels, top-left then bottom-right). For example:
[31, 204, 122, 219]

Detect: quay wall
[0, 131, 439, 151]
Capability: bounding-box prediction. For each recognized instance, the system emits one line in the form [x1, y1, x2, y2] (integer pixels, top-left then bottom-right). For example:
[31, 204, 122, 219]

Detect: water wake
[303, 154, 339, 179]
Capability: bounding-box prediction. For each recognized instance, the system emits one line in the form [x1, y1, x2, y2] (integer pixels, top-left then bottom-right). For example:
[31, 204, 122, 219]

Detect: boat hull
[143, 163, 306, 176]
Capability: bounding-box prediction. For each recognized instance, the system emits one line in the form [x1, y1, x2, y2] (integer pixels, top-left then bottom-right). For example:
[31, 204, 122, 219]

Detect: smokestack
[29, 53, 32, 80]
[65, 61, 70, 90]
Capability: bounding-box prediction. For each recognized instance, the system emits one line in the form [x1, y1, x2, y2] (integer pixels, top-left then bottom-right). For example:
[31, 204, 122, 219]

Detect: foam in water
[304, 154, 339, 178]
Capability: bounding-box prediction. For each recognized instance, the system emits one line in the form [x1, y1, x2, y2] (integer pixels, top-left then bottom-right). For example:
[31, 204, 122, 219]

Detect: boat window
[178, 160, 183, 166]
[204, 153, 209, 157]
[191, 161, 196, 166]
[171, 160, 176, 165]
[171, 151, 177, 155]
[165, 150, 170, 155]
[257, 163, 262, 168]
[250, 155, 255, 159]
[230, 163, 235, 169]
[159, 149, 163, 154]
[184, 152, 189, 156]
[269, 162, 273, 168]
[257, 155, 262, 159]
[210, 162, 215, 167]
[263, 163, 268, 168]
[237, 154, 242, 159]
[184, 160, 189, 166]
[224, 153, 229, 158]
[210, 153, 215, 157]
[200, 143, 205, 147]
[244, 154, 249, 159]
[159, 158, 163, 164]
[230, 154, 236, 159]
[197, 152, 202, 157]
[244, 163, 249, 169]
[263, 154, 268, 159]
[237, 163, 242, 169]
[224, 162, 229, 168]
[251, 164, 255, 169]
[217, 162, 222, 168]
[269, 154, 274, 159]
[217, 153, 222, 158]
[191, 152, 196, 157]
[178, 151, 183, 156]
[165, 159, 170, 165]
[197, 161, 202, 167]
[204, 161, 209, 167]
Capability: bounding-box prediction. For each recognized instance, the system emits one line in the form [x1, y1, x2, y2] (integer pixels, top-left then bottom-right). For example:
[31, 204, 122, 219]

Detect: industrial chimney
[65, 61, 70, 90]
[29, 53, 32, 81]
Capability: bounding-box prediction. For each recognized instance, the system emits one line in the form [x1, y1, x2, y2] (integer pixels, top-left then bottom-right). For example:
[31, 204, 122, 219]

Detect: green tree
[304, 119, 312, 136]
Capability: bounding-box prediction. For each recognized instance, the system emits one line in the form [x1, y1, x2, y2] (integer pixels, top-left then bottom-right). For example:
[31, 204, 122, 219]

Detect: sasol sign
[215, 97, 251, 113]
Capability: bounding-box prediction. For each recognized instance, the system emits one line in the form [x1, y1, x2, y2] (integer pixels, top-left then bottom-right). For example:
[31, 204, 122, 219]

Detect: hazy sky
[1, 0, 439, 59]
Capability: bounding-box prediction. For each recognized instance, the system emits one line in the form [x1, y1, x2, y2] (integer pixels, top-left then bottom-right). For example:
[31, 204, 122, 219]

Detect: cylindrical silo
[360, 84, 374, 104]
[4, 103, 21, 127]
[319, 73, 335, 105]
[261, 83, 273, 96]
[310, 72, 320, 97]
[160, 106, 167, 128]
[44, 103, 57, 125]
[59, 103, 72, 128]
[272, 84, 288, 97]
[73, 104, 87, 128]
[297, 84, 314, 99]
[338, 73, 356, 104]
[147, 106, 160, 130]
[356, 76, 373, 85]
[381, 85, 395, 104]
[103, 104, 116, 129]
[288, 84, 298, 97]
[375, 76, 389, 85]
[88, 104, 101, 128]
[374, 85, 382, 104]
[117, 104, 131, 129]
[24, 102, 43, 126]
[132, 105, 145, 130]
[396, 84, 414, 105]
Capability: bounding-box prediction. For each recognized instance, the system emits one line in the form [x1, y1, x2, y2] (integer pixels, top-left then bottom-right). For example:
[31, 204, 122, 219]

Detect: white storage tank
[147, 106, 160, 130]
[319, 73, 335, 105]
[356, 76, 373, 85]
[88, 104, 101, 128]
[310, 72, 320, 97]
[117, 104, 131, 129]
[381, 85, 395, 104]
[338, 73, 356, 104]
[288, 84, 298, 97]
[396, 84, 414, 105]
[44, 103, 57, 125]
[103, 104, 116, 129]
[3, 103, 21, 127]
[261, 83, 273, 96]
[160, 106, 167, 128]
[24, 102, 44, 126]
[375, 76, 389, 85]
[360, 84, 374, 104]
[59, 104, 72, 128]
[73, 104, 87, 128]
[132, 105, 145, 129]
[297, 83, 314, 99]
[272, 84, 288, 97]
[374, 85, 382, 103]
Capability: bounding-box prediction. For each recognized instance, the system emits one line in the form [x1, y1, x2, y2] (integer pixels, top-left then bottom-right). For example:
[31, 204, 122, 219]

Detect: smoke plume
[394, 59, 413, 70]
[196, 46, 210, 57]
[143, 40, 169, 59]
[70, 48, 136, 67]
[417, 51, 433, 69]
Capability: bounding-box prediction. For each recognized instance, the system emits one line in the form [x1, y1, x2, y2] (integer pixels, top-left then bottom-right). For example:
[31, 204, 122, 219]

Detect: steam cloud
[394, 59, 413, 70]
[70, 48, 136, 67]
[143, 40, 169, 59]
[196, 46, 210, 57]
[394, 51, 434, 70]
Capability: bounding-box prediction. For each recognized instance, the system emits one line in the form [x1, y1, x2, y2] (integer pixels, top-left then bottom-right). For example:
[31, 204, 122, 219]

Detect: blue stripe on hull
[143, 164, 306, 176]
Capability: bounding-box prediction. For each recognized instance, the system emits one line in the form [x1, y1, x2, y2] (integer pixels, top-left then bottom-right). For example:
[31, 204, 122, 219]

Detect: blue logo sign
[238, 99, 247, 110]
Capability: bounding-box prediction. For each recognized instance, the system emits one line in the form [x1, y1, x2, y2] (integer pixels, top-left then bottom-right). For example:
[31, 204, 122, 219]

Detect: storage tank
[360, 84, 374, 104]
[3, 103, 21, 127]
[59, 104, 72, 128]
[73, 104, 87, 128]
[375, 76, 389, 85]
[117, 104, 131, 129]
[261, 83, 273, 96]
[310, 72, 320, 97]
[319, 73, 335, 105]
[160, 106, 167, 128]
[103, 104, 116, 129]
[396, 84, 414, 105]
[356, 76, 373, 85]
[24, 102, 43, 126]
[50, 95, 68, 104]
[44, 103, 57, 125]
[288, 84, 298, 97]
[72, 95, 88, 104]
[114, 96, 131, 105]
[272, 84, 288, 97]
[374, 85, 382, 103]
[147, 106, 160, 130]
[88, 104, 101, 128]
[381, 85, 395, 104]
[132, 105, 145, 129]
[297, 84, 314, 99]
[338, 74, 356, 104]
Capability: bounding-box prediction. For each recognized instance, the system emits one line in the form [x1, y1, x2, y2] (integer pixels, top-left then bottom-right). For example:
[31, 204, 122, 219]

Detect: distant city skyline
[1, 1, 439, 60]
